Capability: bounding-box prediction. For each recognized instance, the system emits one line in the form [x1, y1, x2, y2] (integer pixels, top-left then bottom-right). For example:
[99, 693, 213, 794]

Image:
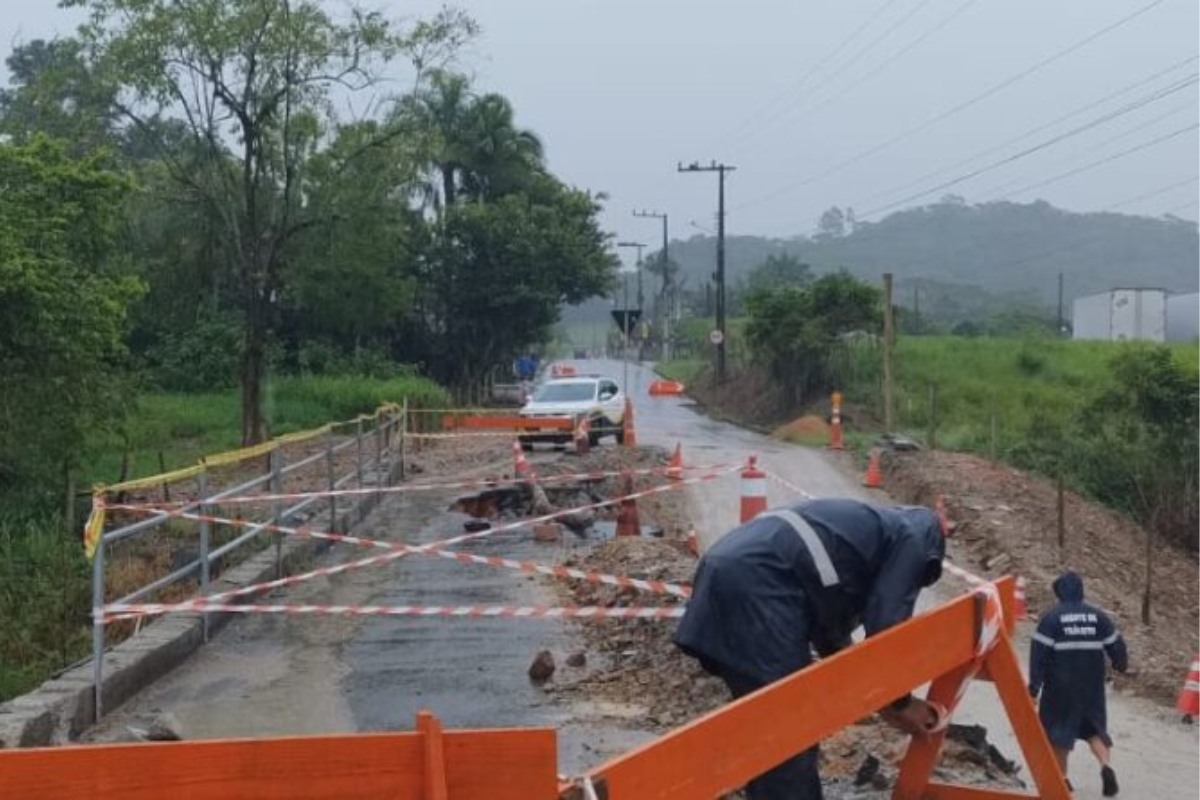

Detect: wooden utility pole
[678, 161, 736, 384]
[883, 273, 895, 435]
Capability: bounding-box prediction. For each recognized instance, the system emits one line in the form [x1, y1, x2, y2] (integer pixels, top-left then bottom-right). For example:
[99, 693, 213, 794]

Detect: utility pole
[633, 210, 670, 360]
[678, 161, 736, 384]
[883, 273, 895, 436]
[1056, 272, 1064, 337]
[617, 241, 646, 369]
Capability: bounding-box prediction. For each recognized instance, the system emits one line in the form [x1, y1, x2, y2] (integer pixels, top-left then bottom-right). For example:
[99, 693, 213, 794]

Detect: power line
[733, 0, 1169, 213]
[1162, 198, 1199, 216]
[855, 54, 1199, 208]
[988, 122, 1199, 201]
[751, 0, 982, 143]
[977, 90, 1197, 198]
[857, 73, 1198, 218]
[1105, 175, 1199, 211]
[710, 0, 903, 152]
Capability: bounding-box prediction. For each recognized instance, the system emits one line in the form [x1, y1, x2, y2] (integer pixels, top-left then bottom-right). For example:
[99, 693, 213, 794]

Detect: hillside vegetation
[612, 199, 1198, 329]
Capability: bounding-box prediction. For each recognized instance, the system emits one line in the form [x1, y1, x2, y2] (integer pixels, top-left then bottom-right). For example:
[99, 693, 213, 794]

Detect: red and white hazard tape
[103, 467, 733, 611]
[763, 470, 817, 501]
[104, 601, 685, 623]
[112, 462, 734, 511]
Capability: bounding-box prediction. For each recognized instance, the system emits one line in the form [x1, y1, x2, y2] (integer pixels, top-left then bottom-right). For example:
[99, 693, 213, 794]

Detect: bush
[145, 314, 241, 392]
[0, 516, 90, 702]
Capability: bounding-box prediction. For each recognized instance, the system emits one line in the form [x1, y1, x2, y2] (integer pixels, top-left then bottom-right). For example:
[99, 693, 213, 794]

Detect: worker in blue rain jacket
[1029, 572, 1128, 797]
[674, 498, 947, 800]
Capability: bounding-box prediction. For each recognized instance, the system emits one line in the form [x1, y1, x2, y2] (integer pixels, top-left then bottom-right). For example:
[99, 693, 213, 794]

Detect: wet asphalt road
[91, 358, 1198, 795]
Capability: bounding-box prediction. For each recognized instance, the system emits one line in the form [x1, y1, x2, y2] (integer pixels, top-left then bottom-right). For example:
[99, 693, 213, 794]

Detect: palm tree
[399, 71, 545, 211]
[399, 70, 473, 210]
[460, 93, 544, 201]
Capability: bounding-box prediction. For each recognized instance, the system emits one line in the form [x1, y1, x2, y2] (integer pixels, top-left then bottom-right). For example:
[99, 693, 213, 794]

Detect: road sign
[611, 309, 642, 333]
[709, 329, 725, 346]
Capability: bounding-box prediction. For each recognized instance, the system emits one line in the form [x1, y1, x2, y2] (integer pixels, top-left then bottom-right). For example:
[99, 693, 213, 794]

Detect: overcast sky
[3, 0, 1197, 268]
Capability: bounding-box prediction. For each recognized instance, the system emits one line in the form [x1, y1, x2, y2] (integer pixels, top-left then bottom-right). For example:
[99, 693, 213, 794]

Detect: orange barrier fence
[1, 578, 1070, 800]
[0, 712, 555, 800]
[439, 414, 574, 432]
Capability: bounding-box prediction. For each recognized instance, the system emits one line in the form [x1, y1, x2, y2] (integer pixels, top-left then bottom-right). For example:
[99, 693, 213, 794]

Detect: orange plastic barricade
[561, 576, 1071, 800]
[648, 379, 684, 397]
[0, 712, 556, 800]
[440, 414, 574, 432]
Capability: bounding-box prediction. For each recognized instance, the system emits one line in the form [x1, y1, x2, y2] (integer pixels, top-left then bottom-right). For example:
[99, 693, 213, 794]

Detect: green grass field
[82, 374, 449, 489]
[864, 337, 1198, 454]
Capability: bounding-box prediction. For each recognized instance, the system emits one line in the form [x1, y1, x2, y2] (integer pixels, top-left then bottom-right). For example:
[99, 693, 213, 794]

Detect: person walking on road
[1029, 571, 1128, 797]
[673, 498, 948, 800]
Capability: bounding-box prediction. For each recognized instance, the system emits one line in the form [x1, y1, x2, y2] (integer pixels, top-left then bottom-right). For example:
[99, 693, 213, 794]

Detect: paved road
[583, 357, 1198, 800]
[97, 356, 1197, 796]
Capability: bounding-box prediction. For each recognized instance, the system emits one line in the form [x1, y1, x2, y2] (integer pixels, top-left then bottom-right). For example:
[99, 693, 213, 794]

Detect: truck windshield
[532, 383, 595, 402]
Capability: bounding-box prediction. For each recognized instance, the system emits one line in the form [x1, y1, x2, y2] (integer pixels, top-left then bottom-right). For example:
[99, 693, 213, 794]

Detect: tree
[0, 137, 141, 497]
[69, 0, 476, 443]
[745, 252, 812, 293]
[816, 206, 845, 239]
[414, 177, 617, 389]
[0, 38, 118, 153]
[745, 270, 881, 406]
[400, 70, 545, 211]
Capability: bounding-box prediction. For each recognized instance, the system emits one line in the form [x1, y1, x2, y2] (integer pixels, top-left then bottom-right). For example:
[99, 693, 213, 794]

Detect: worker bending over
[674, 498, 947, 800]
[1029, 572, 1127, 797]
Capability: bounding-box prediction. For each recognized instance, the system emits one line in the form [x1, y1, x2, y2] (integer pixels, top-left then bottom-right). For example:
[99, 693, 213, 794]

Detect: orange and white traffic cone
[828, 391, 844, 451]
[615, 469, 640, 537]
[934, 494, 951, 537]
[863, 449, 883, 488]
[574, 416, 591, 456]
[1014, 576, 1029, 620]
[667, 442, 684, 481]
[1176, 654, 1199, 723]
[513, 439, 537, 481]
[740, 456, 768, 524]
[685, 525, 699, 556]
[622, 397, 637, 447]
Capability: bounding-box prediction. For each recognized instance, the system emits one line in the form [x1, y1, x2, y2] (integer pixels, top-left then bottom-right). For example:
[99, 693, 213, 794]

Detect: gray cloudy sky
[3, 0, 1197, 264]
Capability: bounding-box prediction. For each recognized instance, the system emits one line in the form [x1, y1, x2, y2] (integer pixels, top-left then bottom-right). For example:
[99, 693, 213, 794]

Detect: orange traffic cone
[828, 392, 844, 451]
[1176, 654, 1199, 722]
[615, 469, 641, 537]
[934, 494, 951, 537]
[667, 442, 683, 481]
[513, 439, 536, 481]
[685, 525, 699, 556]
[863, 449, 883, 488]
[574, 416, 591, 456]
[622, 397, 637, 447]
[1014, 576, 1029, 620]
[740, 456, 768, 523]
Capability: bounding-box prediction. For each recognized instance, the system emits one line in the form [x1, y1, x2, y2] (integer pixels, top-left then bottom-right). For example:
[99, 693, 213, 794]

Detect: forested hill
[668, 200, 1198, 306]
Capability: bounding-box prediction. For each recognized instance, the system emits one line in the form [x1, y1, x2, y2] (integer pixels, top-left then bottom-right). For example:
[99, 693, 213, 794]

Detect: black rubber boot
[1101, 765, 1119, 796]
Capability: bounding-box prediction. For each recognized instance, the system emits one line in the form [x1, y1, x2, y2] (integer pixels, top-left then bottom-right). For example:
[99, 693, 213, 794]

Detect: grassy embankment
[660, 335, 1199, 453]
[1, 374, 448, 702]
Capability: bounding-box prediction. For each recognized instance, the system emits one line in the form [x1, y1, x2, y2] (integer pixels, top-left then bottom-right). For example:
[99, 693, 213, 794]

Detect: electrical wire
[857, 74, 1198, 217]
[732, 0, 1170, 213]
[855, 54, 1199, 207]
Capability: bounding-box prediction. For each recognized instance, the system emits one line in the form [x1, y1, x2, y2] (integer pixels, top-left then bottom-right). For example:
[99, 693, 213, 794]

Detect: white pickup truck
[518, 375, 626, 448]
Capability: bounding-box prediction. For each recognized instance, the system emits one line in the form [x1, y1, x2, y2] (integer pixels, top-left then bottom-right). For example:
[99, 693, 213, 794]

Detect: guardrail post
[374, 410, 384, 483]
[399, 399, 408, 482]
[270, 447, 283, 579]
[326, 429, 337, 534]
[355, 417, 364, 488]
[197, 468, 211, 642]
[91, 531, 105, 722]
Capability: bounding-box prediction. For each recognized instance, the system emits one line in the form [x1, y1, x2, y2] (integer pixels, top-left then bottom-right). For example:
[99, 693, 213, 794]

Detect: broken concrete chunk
[566, 651, 587, 668]
[528, 650, 556, 683]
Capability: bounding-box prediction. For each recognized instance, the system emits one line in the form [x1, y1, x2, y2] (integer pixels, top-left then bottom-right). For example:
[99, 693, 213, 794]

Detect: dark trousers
[721, 670, 823, 800]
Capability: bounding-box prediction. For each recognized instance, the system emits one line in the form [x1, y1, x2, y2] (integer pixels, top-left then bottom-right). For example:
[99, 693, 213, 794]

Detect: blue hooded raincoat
[1029, 572, 1128, 751]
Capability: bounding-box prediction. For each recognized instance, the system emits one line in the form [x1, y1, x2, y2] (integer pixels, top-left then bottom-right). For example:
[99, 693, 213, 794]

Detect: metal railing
[90, 402, 407, 719]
